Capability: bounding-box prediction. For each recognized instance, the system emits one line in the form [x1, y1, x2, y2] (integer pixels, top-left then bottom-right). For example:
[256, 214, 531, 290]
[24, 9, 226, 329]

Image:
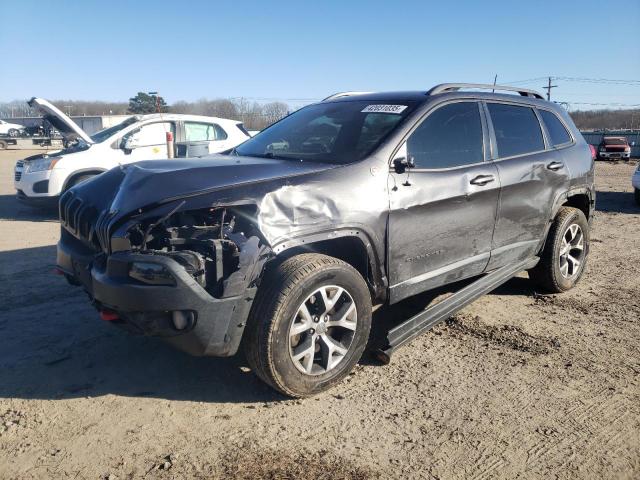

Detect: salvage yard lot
[1, 150, 639, 479]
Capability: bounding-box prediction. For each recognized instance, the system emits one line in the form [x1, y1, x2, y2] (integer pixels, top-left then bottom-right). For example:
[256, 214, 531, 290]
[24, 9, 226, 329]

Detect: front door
[388, 101, 500, 303]
[122, 121, 176, 163]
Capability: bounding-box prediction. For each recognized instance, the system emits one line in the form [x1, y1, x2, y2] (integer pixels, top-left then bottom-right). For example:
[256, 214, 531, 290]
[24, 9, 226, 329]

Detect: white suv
[15, 98, 250, 207]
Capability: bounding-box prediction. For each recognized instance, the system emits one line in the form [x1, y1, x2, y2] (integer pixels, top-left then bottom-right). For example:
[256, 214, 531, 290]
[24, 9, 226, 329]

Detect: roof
[136, 113, 242, 124]
[322, 84, 551, 107]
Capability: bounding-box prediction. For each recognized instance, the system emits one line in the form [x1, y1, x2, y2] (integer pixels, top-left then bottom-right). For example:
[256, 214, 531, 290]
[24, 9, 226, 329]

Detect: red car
[597, 136, 631, 160]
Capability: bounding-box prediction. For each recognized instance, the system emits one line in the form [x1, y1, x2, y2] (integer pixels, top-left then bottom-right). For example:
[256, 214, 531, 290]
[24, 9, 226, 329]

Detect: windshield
[90, 116, 138, 143]
[603, 137, 627, 145]
[235, 100, 417, 164]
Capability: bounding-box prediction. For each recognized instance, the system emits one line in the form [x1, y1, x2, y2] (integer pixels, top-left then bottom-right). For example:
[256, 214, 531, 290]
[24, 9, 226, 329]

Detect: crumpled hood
[108, 154, 335, 215]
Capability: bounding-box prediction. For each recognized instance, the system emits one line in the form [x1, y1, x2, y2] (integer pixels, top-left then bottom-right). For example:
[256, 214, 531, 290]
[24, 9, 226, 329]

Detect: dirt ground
[1, 149, 638, 479]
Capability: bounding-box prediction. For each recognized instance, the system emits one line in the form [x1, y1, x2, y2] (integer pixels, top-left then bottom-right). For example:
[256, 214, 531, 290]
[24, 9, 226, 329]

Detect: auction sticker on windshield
[361, 104, 408, 114]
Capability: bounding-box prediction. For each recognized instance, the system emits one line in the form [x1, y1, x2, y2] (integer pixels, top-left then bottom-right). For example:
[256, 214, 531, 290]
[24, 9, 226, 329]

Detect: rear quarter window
[539, 109, 572, 146]
[488, 103, 545, 158]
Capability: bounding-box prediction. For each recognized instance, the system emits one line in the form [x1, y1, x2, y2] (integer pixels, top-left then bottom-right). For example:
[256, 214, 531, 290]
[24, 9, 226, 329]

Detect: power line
[554, 76, 640, 85]
[557, 100, 640, 107]
[506, 75, 640, 86]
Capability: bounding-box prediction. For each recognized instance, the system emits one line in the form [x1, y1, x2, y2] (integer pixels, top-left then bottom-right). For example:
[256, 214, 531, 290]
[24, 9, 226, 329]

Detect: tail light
[589, 145, 597, 160]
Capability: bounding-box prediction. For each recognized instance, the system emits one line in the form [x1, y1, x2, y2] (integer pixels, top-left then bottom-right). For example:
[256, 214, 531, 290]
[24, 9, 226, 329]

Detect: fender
[270, 225, 388, 302]
[537, 186, 595, 253]
[61, 168, 108, 191]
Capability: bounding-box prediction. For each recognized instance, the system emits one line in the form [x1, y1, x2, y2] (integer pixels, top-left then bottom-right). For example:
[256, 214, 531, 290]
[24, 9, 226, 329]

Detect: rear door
[178, 121, 231, 157]
[484, 102, 571, 270]
[388, 101, 500, 303]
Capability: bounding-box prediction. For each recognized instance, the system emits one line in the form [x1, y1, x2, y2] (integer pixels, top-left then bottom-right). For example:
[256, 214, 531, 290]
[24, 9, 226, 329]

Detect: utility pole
[148, 91, 160, 113]
[543, 77, 557, 101]
[492, 74, 497, 93]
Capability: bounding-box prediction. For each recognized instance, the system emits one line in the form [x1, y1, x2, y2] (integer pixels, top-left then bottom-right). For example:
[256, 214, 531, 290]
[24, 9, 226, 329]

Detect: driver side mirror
[392, 143, 415, 174]
[121, 134, 140, 152]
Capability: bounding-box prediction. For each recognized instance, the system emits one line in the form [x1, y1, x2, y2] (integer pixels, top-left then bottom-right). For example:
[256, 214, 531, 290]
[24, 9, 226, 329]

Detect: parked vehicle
[57, 84, 595, 397]
[633, 163, 640, 205]
[0, 119, 25, 137]
[597, 136, 631, 160]
[14, 98, 251, 207]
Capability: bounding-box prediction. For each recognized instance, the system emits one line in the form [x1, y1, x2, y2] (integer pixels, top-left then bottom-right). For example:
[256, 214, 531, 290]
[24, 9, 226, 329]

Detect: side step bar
[375, 257, 539, 364]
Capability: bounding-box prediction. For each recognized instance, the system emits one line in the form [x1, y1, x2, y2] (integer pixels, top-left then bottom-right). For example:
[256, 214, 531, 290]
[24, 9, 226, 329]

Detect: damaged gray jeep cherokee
[57, 84, 595, 397]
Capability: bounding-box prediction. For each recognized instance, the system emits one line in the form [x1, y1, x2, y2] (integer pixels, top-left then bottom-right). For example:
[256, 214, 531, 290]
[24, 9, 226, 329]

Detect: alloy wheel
[288, 285, 357, 375]
[558, 223, 585, 278]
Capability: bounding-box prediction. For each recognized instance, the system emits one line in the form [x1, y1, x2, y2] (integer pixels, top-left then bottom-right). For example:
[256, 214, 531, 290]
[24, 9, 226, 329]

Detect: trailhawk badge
[361, 104, 408, 114]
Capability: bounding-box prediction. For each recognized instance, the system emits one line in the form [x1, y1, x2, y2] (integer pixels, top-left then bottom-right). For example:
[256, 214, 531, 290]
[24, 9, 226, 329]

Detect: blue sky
[1, 0, 638, 110]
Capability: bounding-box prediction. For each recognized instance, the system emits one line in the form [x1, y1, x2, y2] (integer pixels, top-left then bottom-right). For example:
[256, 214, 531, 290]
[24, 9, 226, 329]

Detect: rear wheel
[635, 188, 640, 206]
[244, 253, 372, 397]
[8, 128, 20, 137]
[529, 207, 589, 293]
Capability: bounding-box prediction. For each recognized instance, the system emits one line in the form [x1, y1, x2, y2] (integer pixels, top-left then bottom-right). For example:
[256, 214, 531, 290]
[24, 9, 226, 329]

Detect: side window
[185, 122, 228, 142]
[214, 124, 228, 140]
[539, 109, 572, 147]
[487, 103, 545, 158]
[407, 102, 484, 169]
[130, 122, 172, 147]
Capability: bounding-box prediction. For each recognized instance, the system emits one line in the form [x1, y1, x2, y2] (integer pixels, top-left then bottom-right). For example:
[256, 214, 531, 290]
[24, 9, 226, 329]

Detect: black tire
[0, 140, 7, 150]
[244, 253, 372, 397]
[8, 128, 20, 137]
[64, 174, 95, 191]
[635, 188, 640, 206]
[529, 207, 589, 293]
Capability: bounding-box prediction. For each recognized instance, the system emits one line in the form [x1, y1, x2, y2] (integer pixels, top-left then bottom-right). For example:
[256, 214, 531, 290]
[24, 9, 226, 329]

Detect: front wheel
[8, 128, 20, 137]
[529, 207, 589, 293]
[64, 174, 95, 192]
[244, 253, 372, 397]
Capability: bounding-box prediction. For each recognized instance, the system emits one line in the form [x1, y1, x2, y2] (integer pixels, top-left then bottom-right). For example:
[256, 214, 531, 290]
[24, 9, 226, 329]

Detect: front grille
[14, 160, 23, 182]
[59, 191, 101, 251]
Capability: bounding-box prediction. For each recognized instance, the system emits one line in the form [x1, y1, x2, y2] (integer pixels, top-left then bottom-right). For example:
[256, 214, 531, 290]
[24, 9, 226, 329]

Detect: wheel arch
[537, 187, 594, 254]
[268, 229, 388, 304]
[62, 168, 107, 191]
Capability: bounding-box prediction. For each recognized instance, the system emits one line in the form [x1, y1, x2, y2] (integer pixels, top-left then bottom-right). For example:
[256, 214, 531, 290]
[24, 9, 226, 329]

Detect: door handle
[470, 174, 495, 186]
[547, 161, 564, 171]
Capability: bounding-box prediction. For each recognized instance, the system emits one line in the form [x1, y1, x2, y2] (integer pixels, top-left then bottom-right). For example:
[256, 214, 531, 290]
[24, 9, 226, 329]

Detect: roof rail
[322, 91, 375, 102]
[427, 83, 545, 100]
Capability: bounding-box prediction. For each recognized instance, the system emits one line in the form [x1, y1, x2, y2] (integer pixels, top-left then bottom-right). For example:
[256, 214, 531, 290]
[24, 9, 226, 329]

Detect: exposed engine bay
[126, 206, 261, 298]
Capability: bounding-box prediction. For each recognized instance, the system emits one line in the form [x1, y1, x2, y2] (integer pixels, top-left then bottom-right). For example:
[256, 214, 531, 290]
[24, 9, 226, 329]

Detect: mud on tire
[243, 253, 372, 397]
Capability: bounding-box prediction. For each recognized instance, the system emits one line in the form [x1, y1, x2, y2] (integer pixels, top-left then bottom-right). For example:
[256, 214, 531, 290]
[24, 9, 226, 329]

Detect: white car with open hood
[14, 98, 251, 207]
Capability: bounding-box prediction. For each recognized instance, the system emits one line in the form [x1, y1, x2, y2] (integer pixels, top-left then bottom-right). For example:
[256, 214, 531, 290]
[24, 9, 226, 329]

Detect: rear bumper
[56, 234, 255, 357]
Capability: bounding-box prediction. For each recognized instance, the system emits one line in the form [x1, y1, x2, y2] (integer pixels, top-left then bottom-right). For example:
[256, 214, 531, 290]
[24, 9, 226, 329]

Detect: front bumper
[597, 151, 631, 160]
[14, 166, 68, 198]
[56, 234, 255, 357]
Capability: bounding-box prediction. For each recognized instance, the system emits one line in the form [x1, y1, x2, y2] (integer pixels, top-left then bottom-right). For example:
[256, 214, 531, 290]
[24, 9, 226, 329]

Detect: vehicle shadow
[0, 245, 537, 404]
[0, 194, 58, 221]
[595, 190, 639, 215]
[365, 274, 535, 362]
